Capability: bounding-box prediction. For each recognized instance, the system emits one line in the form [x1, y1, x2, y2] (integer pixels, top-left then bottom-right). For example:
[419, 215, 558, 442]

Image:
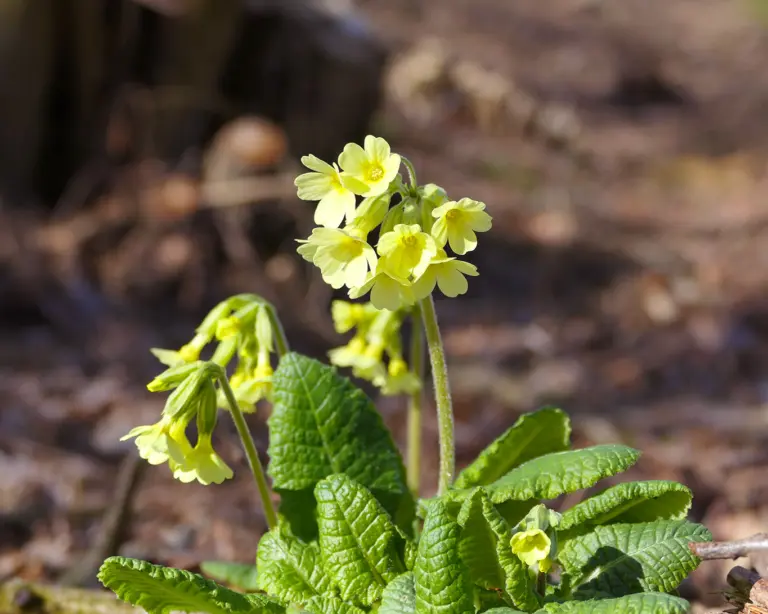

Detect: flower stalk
[215, 366, 278, 529]
[419, 294, 455, 495]
[407, 305, 425, 496]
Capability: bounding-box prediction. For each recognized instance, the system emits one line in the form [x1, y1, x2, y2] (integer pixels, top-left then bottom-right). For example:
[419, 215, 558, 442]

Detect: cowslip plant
[98, 136, 711, 614]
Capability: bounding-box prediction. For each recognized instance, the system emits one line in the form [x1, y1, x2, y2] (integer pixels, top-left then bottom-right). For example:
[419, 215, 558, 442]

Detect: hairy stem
[407, 306, 425, 496]
[419, 295, 455, 495]
[217, 368, 278, 529]
[401, 157, 418, 190]
[265, 303, 290, 357]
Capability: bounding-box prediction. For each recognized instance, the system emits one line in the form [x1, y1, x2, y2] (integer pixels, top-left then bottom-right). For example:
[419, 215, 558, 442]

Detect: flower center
[402, 235, 417, 247]
[446, 209, 460, 221]
[367, 165, 384, 182]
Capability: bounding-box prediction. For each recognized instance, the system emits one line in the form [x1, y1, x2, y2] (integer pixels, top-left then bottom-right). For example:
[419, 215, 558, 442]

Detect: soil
[4, 1, 768, 611]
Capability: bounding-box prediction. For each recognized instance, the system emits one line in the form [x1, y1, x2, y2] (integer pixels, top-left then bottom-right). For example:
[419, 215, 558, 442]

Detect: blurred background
[2, 0, 768, 608]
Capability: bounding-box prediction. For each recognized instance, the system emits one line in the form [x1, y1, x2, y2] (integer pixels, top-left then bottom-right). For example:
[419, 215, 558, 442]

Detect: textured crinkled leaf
[559, 520, 711, 598]
[315, 474, 405, 606]
[457, 490, 539, 611]
[255, 525, 331, 604]
[483, 609, 527, 614]
[414, 500, 474, 614]
[269, 353, 408, 494]
[380, 572, 416, 614]
[98, 556, 283, 614]
[483, 445, 640, 504]
[455, 408, 571, 489]
[559, 481, 692, 535]
[537, 593, 690, 614]
[199, 561, 258, 591]
[304, 595, 366, 614]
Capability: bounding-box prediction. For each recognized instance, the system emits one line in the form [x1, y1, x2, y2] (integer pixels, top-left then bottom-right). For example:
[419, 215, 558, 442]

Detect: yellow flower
[377, 224, 437, 280]
[412, 250, 479, 299]
[121, 416, 189, 466]
[329, 335, 368, 368]
[338, 135, 401, 197]
[510, 529, 552, 571]
[349, 259, 415, 312]
[300, 227, 377, 289]
[215, 316, 241, 340]
[431, 198, 492, 255]
[294, 155, 366, 228]
[331, 301, 367, 334]
[376, 358, 421, 396]
[171, 433, 233, 485]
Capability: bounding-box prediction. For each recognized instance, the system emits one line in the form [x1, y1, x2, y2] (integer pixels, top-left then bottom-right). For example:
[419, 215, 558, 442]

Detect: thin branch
[691, 534, 768, 560]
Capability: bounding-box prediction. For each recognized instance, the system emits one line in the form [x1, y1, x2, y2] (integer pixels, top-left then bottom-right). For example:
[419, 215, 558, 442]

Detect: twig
[691, 534, 768, 561]
[59, 454, 145, 587]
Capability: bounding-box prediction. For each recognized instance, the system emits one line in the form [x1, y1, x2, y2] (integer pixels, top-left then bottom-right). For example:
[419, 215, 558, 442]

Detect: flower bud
[255, 305, 274, 353]
[147, 361, 201, 392]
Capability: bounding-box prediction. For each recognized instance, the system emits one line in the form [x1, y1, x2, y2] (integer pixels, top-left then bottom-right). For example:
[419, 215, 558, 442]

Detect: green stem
[419, 295, 455, 495]
[216, 368, 278, 529]
[401, 157, 419, 190]
[407, 306, 424, 497]
[265, 303, 290, 357]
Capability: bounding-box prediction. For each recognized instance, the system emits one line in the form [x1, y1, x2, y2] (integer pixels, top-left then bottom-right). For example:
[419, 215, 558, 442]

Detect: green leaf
[414, 500, 474, 614]
[455, 408, 571, 489]
[483, 445, 640, 504]
[255, 525, 331, 604]
[537, 593, 690, 614]
[457, 489, 538, 611]
[277, 488, 318, 542]
[269, 353, 412, 530]
[483, 609, 527, 614]
[199, 561, 258, 591]
[559, 481, 692, 537]
[98, 556, 283, 614]
[304, 595, 366, 614]
[558, 520, 711, 598]
[380, 572, 416, 614]
[315, 474, 405, 606]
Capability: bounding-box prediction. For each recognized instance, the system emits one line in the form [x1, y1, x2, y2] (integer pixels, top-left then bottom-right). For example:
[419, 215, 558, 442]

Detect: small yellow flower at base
[377, 224, 437, 280]
[431, 198, 493, 255]
[349, 260, 415, 312]
[376, 358, 421, 396]
[171, 433, 234, 485]
[510, 529, 552, 572]
[302, 227, 377, 289]
[411, 250, 479, 300]
[294, 154, 365, 228]
[338, 135, 401, 197]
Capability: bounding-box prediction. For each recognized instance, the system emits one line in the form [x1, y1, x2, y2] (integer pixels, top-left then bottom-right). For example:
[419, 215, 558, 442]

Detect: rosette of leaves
[99, 353, 710, 614]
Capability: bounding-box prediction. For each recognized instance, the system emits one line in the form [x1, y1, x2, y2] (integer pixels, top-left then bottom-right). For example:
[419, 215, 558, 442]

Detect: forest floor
[4, 1, 768, 611]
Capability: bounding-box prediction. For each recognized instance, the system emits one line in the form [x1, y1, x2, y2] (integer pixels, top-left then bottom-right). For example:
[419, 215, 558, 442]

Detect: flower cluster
[123, 295, 281, 485]
[151, 294, 278, 411]
[328, 300, 421, 396]
[122, 362, 233, 485]
[295, 135, 491, 311]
